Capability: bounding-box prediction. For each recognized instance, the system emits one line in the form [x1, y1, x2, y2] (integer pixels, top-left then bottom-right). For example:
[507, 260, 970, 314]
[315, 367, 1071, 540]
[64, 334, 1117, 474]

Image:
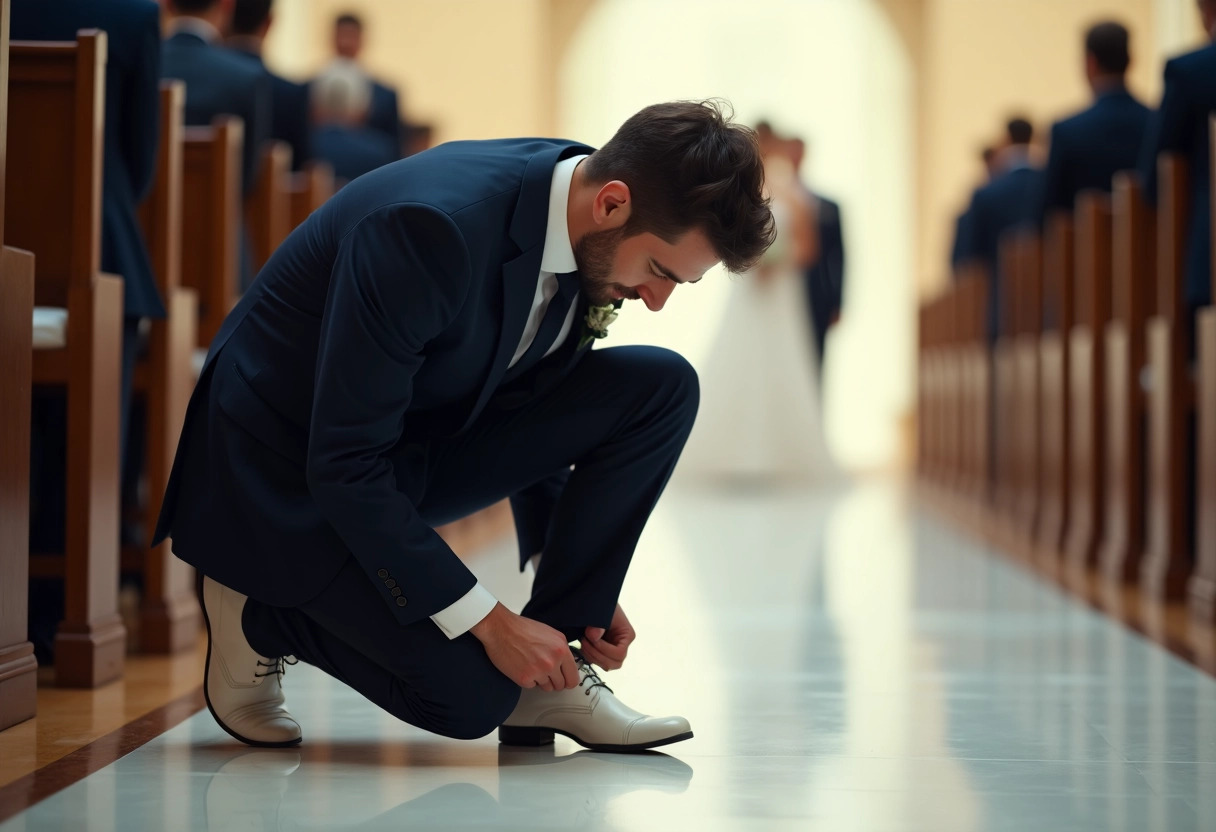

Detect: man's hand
[580, 604, 636, 670]
[469, 603, 579, 691]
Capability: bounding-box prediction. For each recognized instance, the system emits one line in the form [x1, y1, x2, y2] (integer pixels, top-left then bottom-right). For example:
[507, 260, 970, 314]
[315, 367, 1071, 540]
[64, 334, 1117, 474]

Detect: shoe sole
[198, 573, 302, 749]
[498, 724, 694, 753]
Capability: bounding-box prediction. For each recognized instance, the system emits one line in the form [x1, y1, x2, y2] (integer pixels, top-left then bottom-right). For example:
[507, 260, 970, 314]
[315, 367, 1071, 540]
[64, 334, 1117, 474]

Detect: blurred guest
[1140, 0, 1216, 322]
[226, 0, 311, 171]
[957, 118, 1044, 340]
[12, 0, 165, 664]
[1040, 21, 1149, 218]
[325, 13, 402, 151]
[950, 146, 997, 271]
[310, 60, 399, 183]
[790, 137, 845, 376]
[679, 130, 838, 483]
[161, 0, 270, 291]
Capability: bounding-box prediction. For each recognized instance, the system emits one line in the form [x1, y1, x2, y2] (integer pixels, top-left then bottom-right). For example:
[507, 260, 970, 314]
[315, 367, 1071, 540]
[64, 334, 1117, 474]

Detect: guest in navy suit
[309, 60, 398, 184]
[226, 0, 311, 172]
[958, 118, 1045, 340]
[788, 138, 844, 374]
[950, 147, 998, 272]
[330, 12, 402, 152]
[161, 0, 270, 291]
[1140, 0, 1216, 324]
[13, 0, 164, 663]
[155, 102, 775, 752]
[1041, 21, 1150, 218]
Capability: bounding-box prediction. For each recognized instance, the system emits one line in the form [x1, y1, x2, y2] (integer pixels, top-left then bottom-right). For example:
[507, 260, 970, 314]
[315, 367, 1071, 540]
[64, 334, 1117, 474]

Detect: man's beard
[573, 226, 633, 306]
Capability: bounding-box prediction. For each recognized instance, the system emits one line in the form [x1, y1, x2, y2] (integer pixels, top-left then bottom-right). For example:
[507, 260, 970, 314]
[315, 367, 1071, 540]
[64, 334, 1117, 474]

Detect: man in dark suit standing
[789, 138, 844, 374]
[225, 0, 310, 172]
[950, 147, 999, 272]
[1140, 0, 1216, 330]
[12, 0, 165, 662]
[161, 0, 270, 291]
[330, 12, 401, 152]
[155, 102, 774, 752]
[1041, 21, 1150, 219]
[957, 118, 1045, 340]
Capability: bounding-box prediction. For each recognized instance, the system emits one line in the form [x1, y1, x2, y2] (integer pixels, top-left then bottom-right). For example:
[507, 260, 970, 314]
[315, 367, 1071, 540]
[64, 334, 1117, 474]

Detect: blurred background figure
[322, 13, 403, 152]
[1040, 20, 1150, 219]
[677, 121, 838, 485]
[226, 0, 312, 171]
[790, 136, 846, 381]
[310, 58, 399, 183]
[955, 117, 1044, 341]
[949, 146, 997, 272]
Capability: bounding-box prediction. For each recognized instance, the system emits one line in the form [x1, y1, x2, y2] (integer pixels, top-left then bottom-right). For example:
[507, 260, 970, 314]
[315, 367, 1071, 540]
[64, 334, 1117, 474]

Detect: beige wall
[264, 0, 558, 142]
[916, 0, 1159, 296]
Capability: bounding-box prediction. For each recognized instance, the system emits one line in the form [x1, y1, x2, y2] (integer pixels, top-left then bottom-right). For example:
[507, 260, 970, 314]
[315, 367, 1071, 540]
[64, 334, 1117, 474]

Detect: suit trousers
[240, 345, 699, 739]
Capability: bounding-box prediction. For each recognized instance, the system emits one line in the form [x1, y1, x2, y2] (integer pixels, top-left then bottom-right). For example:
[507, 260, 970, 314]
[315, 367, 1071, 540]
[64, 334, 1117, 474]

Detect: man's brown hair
[583, 100, 776, 274]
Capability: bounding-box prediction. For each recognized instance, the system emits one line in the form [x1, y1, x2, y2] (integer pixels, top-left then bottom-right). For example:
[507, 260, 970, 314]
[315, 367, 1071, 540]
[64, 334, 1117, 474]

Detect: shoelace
[254, 655, 298, 679]
[571, 648, 613, 697]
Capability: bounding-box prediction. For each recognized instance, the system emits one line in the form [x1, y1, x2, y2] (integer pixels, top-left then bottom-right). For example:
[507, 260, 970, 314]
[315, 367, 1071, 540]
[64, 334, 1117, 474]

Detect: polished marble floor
[5, 479, 1216, 831]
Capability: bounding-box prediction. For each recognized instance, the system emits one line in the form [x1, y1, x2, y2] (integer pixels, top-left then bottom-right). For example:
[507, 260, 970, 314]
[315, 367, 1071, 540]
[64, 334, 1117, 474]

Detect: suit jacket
[154, 139, 596, 625]
[369, 80, 403, 152]
[804, 194, 844, 346]
[11, 0, 165, 320]
[311, 124, 399, 184]
[958, 163, 1045, 339]
[229, 48, 311, 172]
[160, 31, 270, 197]
[1140, 43, 1216, 309]
[950, 208, 973, 272]
[1041, 87, 1150, 217]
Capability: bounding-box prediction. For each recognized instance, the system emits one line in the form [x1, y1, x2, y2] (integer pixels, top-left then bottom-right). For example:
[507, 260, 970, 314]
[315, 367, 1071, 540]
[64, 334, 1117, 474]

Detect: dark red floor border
[0, 687, 204, 824]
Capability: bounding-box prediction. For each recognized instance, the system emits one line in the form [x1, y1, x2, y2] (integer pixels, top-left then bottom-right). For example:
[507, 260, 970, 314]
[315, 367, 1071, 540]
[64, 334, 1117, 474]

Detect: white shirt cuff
[430, 582, 498, 639]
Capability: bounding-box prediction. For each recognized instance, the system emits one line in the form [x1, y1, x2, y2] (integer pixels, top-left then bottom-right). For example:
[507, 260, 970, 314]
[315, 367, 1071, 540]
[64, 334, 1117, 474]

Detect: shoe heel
[498, 725, 555, 746]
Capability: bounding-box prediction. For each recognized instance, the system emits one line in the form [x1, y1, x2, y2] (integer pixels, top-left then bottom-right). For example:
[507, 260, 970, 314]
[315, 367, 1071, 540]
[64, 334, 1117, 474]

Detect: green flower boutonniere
[578, 299, 623, 349]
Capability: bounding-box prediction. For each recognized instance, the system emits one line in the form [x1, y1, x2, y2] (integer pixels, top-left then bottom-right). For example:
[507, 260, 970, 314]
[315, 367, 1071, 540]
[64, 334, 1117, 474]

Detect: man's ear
[593, 180, 632, 229]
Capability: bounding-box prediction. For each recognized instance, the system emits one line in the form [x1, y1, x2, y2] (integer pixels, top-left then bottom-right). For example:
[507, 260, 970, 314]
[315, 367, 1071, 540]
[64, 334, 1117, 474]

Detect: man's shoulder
[164, 38, 265, 84]
[1166, 42, 1216, 83]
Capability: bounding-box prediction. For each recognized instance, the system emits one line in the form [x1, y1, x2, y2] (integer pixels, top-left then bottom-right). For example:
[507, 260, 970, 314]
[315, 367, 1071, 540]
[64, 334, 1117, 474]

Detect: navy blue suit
[311, 123, 398, 183]
[154, 140, 699, 738]
[958, 162, 1045, 339]
[1141, 43, 1216, 311]
[229, 48, 311, 172]
[1041, 87, 1150, 217]
[804, 194, 844, 371]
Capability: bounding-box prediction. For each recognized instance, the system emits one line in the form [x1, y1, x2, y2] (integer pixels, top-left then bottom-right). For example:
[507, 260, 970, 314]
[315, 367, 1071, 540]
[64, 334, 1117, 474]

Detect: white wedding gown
[675, 203, 838, 485]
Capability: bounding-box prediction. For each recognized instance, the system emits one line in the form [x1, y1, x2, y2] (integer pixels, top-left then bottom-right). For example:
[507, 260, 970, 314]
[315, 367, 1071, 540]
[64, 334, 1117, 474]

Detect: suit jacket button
[391, 587, 402, 597]
[377, 569, 388, 578]
[396, 597, 407, 607]
[384, 579, 396, 588]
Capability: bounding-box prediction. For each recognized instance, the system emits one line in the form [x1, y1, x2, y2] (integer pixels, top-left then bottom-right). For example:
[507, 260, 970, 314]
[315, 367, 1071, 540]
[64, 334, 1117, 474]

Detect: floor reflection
[4, 479, 1216, 831]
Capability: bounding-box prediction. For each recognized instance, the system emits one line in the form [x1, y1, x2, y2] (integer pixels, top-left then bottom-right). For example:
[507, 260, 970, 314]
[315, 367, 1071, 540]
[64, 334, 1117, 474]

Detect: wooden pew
[1100, 173, 1153, 585]
[1014, 230, 1043, 546]
[288, 160, 334, 233]
[961, 268, 991, 507]
[1142, 154, 1192, 601]
[1190, 115, 1216, 623]
[991, 236, 1021, 529]
[132, 81, 200, 653]
[1065, 192, 1112, 572]
[1037, 212, 1074, 564]
[0, 0, 38, 731]
[245, 139, 291, 275]
[182, 117, 242, 351]
[942, 287, 962, 492]
[6, 30, 126, 687]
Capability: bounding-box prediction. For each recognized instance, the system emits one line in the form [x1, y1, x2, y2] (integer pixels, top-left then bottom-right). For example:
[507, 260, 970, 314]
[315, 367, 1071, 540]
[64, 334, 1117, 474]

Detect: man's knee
[630, 347, 700, 424]
[436, 672, 521, 740]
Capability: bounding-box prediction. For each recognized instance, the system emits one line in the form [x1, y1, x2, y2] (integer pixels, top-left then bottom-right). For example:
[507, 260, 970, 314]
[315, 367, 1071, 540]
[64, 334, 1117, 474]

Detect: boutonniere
[578, 299, 623, 349]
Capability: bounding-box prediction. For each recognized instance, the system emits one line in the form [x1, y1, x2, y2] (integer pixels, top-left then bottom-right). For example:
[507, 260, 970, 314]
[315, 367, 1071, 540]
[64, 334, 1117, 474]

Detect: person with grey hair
[310, 58, 397, 183]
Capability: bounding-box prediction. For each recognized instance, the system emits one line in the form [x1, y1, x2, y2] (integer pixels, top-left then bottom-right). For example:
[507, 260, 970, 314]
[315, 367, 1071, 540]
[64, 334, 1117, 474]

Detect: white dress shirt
[429, 153, 588, 639]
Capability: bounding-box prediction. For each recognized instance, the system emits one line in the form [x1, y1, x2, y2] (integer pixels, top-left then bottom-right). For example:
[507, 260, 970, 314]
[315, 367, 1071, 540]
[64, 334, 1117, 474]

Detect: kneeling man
[155, 100, 775, 751]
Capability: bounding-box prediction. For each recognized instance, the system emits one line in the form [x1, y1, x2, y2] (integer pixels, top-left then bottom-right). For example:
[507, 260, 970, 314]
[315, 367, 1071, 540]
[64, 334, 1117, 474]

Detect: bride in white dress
[676, 149, 839, 485]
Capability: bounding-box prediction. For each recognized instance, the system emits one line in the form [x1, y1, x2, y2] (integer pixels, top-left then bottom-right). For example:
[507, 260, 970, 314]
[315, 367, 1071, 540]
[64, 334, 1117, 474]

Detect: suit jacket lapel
[458, 142, 590, 433]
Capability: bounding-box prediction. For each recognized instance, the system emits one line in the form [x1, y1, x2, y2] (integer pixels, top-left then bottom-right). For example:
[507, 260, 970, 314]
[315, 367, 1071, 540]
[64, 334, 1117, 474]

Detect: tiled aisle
[5, 481, 1215, 831]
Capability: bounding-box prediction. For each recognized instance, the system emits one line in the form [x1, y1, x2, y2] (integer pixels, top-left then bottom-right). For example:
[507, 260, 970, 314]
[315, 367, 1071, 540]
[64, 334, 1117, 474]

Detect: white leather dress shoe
[499, 650, 692, 752]
[201, 575, 302, 747]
